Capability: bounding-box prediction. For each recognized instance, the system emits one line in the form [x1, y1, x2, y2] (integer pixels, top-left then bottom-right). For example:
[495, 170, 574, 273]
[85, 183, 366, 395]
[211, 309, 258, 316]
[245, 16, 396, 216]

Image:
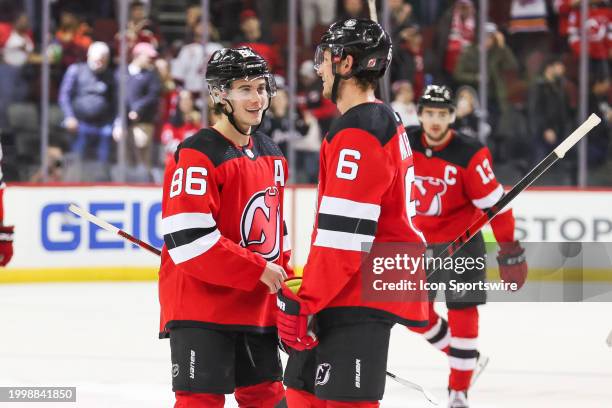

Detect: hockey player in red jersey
[407, 85, 528, 408]
[276, 19, 428, 407]
[159, 47, 291, 408]
[0, 144, 13, 267]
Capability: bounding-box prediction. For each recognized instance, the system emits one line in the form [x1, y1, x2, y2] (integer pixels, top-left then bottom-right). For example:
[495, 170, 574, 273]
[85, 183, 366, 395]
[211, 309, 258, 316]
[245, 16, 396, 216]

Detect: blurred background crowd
[0, 0, 610, 185]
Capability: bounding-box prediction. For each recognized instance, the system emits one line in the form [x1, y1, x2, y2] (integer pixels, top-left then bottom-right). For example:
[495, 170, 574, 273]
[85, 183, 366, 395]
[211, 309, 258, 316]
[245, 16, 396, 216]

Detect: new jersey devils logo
[413, 176, 448, 216]
[240, 187, 281, 261]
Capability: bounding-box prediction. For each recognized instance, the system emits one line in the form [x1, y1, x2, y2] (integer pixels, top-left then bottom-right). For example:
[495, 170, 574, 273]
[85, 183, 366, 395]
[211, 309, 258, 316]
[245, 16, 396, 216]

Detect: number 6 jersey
[297, 102, 428, 328]
[159, 128, 291, 337]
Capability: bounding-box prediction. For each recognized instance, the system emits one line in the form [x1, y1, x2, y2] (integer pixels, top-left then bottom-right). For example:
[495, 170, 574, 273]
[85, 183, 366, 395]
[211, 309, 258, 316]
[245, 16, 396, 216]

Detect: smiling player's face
[226, 77, 269, 128]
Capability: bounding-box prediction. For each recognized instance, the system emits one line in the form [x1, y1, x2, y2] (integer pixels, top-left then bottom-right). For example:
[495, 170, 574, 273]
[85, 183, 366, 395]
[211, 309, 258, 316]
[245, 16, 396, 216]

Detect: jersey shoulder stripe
[175, 128, 234, 167]
[407, 127, 484, 168]
[326, 102, 398, 147]
[252, 131, 285, 158]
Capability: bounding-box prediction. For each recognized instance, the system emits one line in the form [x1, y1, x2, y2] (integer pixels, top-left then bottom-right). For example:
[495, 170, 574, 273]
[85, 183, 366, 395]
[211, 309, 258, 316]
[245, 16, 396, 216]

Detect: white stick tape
[553, 113, 601, 158]
[68, 203, 120, 234]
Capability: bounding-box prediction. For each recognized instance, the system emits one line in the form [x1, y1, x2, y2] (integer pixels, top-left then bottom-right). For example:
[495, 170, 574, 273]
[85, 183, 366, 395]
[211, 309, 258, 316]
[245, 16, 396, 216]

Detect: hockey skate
[470, 353, 490, 388]
[448, 389, 469, 408]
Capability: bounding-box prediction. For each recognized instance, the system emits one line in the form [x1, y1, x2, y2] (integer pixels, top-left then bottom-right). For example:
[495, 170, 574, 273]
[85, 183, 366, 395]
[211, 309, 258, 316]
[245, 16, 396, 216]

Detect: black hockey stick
[69, 203, 440, 404]
[431, 113, 602, 264]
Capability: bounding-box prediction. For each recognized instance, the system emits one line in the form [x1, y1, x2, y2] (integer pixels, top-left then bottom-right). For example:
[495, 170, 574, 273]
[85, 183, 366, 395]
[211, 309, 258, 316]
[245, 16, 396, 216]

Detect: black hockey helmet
[417, 85, 455, 114]
[206, 47, 276, 135]
[206, 46, 277, 99]
[315, 18, 392, 102]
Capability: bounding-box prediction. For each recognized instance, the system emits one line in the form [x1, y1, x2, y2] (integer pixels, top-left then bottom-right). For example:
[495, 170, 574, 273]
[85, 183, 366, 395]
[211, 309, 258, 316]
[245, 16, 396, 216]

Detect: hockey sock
[235, 380, 285, 408]
[174, 391, 224, 408]
[447, 306, 479, 391]
[285, 388, 326, 408]
[410, 302, 450, 353]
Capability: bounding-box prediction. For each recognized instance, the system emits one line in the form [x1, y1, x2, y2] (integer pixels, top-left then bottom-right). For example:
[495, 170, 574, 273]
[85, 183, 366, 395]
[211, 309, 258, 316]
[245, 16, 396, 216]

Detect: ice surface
[0, 282, 610, 407]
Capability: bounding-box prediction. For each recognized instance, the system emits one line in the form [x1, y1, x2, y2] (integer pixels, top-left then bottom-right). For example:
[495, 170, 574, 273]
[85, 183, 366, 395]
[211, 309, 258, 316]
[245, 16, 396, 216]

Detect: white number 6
[336, 149, 360, 180]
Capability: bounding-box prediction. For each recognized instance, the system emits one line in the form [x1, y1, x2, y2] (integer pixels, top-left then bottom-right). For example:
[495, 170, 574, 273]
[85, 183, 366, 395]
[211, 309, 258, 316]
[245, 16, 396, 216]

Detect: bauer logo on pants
[315, 363, 331, 386]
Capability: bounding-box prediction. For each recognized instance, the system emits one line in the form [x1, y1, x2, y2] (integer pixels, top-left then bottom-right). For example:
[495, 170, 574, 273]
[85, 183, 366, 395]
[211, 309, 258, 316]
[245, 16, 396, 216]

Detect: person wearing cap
[58, 41, 116, 164]
[233, 9, 280, 74]
[117, 42, 161, 178]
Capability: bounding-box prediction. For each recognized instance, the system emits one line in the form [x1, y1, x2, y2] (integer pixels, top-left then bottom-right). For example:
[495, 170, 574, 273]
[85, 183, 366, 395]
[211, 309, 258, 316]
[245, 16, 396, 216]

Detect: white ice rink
[1, 282, 611, 407]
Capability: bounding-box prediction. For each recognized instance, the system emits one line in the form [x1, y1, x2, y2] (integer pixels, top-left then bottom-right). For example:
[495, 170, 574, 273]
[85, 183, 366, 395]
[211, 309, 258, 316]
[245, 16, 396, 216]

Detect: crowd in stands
[0, 0, 609, 185]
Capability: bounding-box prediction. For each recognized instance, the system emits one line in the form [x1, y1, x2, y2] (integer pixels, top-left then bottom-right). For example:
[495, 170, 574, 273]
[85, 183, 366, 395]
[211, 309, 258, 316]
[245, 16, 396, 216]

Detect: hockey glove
[0, 225, 14, 267]
[276, 283, 318, 351]
[497, 241, 527, 290]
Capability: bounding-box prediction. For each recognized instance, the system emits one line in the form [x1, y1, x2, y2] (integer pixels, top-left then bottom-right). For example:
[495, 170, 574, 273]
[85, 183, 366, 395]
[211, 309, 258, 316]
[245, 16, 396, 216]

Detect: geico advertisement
[3, 186, 612, 268]
[4, 186, 163, 267]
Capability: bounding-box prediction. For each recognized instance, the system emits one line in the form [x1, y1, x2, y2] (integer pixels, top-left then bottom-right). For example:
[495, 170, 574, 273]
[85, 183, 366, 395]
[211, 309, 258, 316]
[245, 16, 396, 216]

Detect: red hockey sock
[286, 388, 326, 408]
[174, 391, 224, 408]
[448, 306, 479, 391]
[409, 302, 450, 353]
[235, 380, 285, 408]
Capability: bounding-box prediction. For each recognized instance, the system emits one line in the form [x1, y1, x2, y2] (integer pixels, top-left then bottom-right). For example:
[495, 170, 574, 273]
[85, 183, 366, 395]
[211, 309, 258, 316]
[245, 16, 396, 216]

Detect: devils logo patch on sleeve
[240, 187, 281, 261]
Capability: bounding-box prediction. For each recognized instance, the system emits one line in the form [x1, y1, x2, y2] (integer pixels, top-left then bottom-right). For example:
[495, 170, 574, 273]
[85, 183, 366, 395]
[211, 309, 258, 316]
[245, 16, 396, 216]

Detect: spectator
[528, 57, 573, 164]
[0, 13, 38, 130]
[300, 0, 337, 46]
[337, 0, 368, 20]
[454, 23, 519, 126]
[388, 0, 416, 43]
[260, 76, 310, 156]
[567, 0, 610, 80]
[454, 85, 489, 140]
[115, 0, 161, 56]
[29, 146, 65, 183]
[160, 90, 200, 165]
[391, 81, 419, 128]
[122, 42, 161, 175]
[407, 0, 452, 26]
[390, 25, 425, 98]
[588, 76, 611, 168]
[58, 41, 116, 163]
[172, 17, 222, 99]
[297, 59, 338, 135]
[184, 3, 202, 42]
[54, 8, 92, 72]
[553, 0, 580, 52]
[432, 0, 475, 86]
[233, 10, 280, 73]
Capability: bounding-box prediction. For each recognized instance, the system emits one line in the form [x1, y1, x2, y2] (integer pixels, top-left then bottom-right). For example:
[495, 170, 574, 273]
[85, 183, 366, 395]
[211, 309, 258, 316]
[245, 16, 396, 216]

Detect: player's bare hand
[260, 262, 288, 293]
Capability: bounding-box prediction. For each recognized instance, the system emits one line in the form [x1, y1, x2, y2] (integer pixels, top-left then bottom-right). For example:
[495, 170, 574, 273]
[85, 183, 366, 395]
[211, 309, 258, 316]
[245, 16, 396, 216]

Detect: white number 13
[475, 158, 494, 184]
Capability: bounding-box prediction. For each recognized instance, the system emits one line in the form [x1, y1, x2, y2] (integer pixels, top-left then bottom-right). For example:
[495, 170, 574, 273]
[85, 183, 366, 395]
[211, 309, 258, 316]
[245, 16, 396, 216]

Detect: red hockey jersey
[159, 128, 291, 336]
[298, 102, 428, 328]
[407, 129, 515, 244]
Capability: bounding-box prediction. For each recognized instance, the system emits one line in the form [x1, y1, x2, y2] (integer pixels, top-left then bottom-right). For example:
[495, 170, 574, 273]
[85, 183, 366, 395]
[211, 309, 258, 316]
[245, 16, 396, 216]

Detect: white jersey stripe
[314, 229, 374, 252]
[162, 212, 216, 235]
[319, 196, 381, 221]
[450, 337, 478, 350]
[471, 184, 504, 209]
[168, 229, 221, 264]
[449, 356, 478, 371]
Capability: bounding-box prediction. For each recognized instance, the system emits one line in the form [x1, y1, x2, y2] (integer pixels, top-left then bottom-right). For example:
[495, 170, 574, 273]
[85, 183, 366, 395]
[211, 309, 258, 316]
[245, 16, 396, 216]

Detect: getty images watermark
[360, 242, 612, 303]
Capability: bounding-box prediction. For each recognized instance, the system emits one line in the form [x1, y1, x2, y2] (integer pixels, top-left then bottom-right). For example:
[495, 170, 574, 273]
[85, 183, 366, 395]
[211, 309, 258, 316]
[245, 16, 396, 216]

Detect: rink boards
[2, 184, 612, 283]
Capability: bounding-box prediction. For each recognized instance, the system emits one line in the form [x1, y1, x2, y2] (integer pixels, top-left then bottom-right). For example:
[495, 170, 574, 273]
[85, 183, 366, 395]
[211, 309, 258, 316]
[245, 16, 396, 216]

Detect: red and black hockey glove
[276, 283, 318, 351]
[497, 241, 527, 290]
[0, 225, 14, 267]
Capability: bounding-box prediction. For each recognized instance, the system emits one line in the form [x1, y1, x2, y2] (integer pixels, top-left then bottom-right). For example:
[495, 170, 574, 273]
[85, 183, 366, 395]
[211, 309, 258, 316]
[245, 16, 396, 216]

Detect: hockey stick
[69, 203, 439, 404]
[367, 0, 391, 103]
[386, 370, 439, 405]
[68, 203, 161, 256]
[431, 113, 602, 264]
